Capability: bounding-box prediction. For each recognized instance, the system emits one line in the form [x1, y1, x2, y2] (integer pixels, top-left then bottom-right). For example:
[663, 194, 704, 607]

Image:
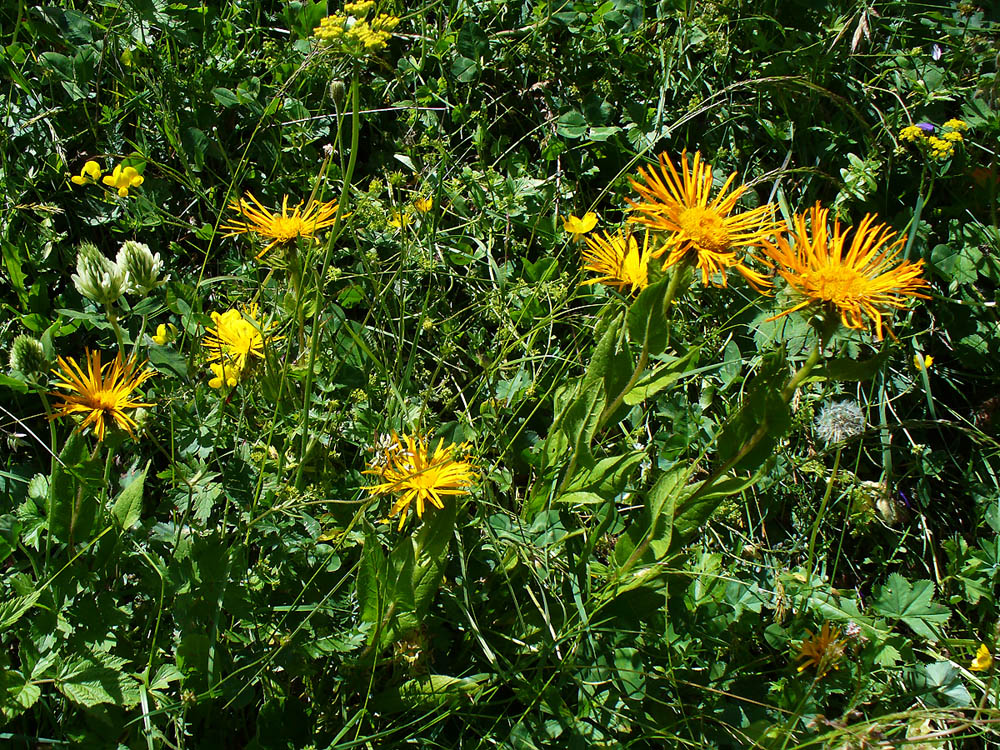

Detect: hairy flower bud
[9, 335, 47, 378]
[328, 79, 346, 106]
[117, 240, 165, 295]
[72, 241, 125, 306]
[814, 399, 866, 446]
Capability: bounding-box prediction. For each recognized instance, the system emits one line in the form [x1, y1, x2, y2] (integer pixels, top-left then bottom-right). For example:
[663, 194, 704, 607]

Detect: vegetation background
[2, 0, 1000, 747]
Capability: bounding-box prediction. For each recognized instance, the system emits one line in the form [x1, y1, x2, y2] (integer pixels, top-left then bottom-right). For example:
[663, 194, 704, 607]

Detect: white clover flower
[72, 241, 125, 305]
[117, 240, 166, 296]
[814, 399, 866, 446]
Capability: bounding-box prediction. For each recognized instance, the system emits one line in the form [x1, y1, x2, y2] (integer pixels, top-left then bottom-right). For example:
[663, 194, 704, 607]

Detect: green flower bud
[9, 334, 47, 378]
[329, 79, 347, 105]
[72, 241, 125, 305]
[117, 240, 165, 296]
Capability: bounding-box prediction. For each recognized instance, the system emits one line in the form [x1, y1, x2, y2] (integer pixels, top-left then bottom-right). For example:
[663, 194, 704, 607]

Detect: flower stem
[805, 445, 841, 581]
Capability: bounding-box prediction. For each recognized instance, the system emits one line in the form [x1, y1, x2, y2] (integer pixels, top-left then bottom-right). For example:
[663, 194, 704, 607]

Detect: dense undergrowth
[2, 0, 1000, 747]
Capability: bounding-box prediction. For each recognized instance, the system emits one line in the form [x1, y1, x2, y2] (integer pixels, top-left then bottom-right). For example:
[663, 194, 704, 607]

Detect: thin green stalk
[295, 71, 361, 489]
[805, 445, 842, 580]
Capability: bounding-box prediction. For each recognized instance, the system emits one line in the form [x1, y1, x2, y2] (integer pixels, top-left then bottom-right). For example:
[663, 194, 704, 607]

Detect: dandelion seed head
[814, 399, 866, 445]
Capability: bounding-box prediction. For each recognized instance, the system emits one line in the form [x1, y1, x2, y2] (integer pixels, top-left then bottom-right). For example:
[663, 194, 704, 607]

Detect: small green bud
[9, 335, 47, 378]
[72, 241, 125, 305]
[329, 79, 347, 105]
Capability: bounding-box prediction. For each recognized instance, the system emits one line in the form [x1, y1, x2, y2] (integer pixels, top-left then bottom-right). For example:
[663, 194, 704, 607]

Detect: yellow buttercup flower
[762, 203, 930, 340]
[971, 644, 993, 672]
[221, 192, 341, 260]
[580, 229, 653, 296]
[796, 622, 847, 678]
[364, 432, 477, 531]
[71, 160, 103, 186]
[49, 350, 155, 442]
[563, 211, 598, 238]
[152, 323, 177, 346]
[913, 353, 933, 371]
[203, 304, 273, 388]
[626, 151, 779, 290]
[414, 196, 433, 214]
[102, 164, 144, 197]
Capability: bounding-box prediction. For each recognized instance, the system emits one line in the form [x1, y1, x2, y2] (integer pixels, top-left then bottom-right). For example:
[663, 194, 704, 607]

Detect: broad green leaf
[112, 463, 148, 530]
[373, 673, 487, 713]
[559, 453, 644, 506]
[58, 658, 128, 707]
[623, 347, 699, 405]
[358, 528, 390, 634]
[48, 431, 101, 544]
[0, 591, 38, 628]
[614, 465, 687, 568]
[626, 276, 669, 356]
[872, 573, 950, 641]
[810, 349, 889, 382]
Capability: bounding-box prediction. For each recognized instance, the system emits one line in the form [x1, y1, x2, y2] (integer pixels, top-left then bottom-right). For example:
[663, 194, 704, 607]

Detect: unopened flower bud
[329, 79, 347, 105]
[117, 240, 165, 296]
[72, 241, 125, 305]
[9, 335, 47, 378]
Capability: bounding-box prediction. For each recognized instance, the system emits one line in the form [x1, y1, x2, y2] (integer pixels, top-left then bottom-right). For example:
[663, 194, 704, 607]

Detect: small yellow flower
[627, 150, 780, 290]
[943, 130, 963, 142]
[927, 136, 954, 160]
[152, 323, 177, 346]
[899, 125, 926, 143]
[221, 192, 341, 260]
[796, 622, 847, 678]
[364, 432, 477, 531]
[71, 160, 103, 186]
[563, 211, 598, 238]
[208, 361, 243, 389]
[580, 229, 654, 295]
[102, 164, 144, 197]
[49, 350, 155, 441]
[388, 209, 413, 228]
[971, 644, 993, 672]
[943, 118, 969, 131]
[414, 196, 433, 214]
[913, 353, 933, 371]
[762, 203, 930, 340]
[203, 304, 274, 388]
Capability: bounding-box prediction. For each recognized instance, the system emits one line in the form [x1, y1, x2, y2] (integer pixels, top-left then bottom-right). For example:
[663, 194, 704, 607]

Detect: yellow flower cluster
[202, 304, 273, 389]
[69, 160, 145, 197]
[899, 118, 969, 161]
[313, 6, 400, 54]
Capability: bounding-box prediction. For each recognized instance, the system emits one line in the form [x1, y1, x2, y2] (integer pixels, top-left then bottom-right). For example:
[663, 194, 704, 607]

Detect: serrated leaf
[58, 659, 126, 707]
[0, 591, 38, 628]
[873, 573, 950, 641]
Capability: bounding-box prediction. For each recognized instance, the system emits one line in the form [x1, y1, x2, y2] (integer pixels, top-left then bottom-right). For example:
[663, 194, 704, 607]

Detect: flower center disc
[272, 216, 306, 243]
[678, 207, 731, 253]
[808, 267, 866, 303]
[92, 388, 118, 412]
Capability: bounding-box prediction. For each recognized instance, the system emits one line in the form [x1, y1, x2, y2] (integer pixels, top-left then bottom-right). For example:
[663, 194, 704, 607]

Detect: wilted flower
[796, 622, 847, 677]
[117, 240, 165, 295]
[72, 242, 126, 306]
[815, 399, 866, 446]
[9, 335, 47, 378]
[71, 160, 103, 186]
[102, 163, 144, 197]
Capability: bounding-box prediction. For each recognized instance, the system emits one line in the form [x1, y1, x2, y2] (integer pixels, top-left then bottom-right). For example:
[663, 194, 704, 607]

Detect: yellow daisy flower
[971, 644, 993, 672]
[762, 203, 930, 340]
[580, 229, 653, 295]
[796, 622, 847, 678]
[71, 160, 103, 186]
[364, 432, 477, 531]
[626, 150, 779, 290]
[221, 192, 341, 260]
[203, 304, 272, 387]
[102, 164, 144, 197]
[413, 196, 433, 214]
[49, 350, 155, 441]
[563, 211, 598, 238]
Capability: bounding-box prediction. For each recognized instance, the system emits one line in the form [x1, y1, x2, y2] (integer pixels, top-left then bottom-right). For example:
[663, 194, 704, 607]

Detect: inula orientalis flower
[796, 622, 847, 678]
[563, 211, 598, 238]
[971, 644, 993, 672]
[102, 164, 144, 197]
[364, 432, 477, 530]
[221, 192, 340, 259]
[580, 229, 653, 295]
[203, 304, 271, 388]
[762, 203, 929, 339]
[71, 160, 102, 186]
[627, 151, 779, 290]
[413, 196, 433, 214]
[50, 350, 155, 441]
